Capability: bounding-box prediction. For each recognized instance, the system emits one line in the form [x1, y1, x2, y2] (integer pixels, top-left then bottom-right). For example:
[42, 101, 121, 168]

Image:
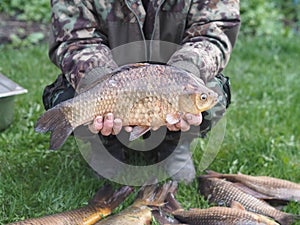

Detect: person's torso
[93, 0, 192, 64]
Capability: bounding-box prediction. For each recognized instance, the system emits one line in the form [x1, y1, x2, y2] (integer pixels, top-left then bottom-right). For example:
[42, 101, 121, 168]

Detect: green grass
[0, 35, 300, 224]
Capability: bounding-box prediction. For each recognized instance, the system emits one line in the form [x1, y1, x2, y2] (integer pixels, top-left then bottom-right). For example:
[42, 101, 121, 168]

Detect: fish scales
[205, 170, 300, 201]
[63, 64, 206, 127]
[173, 207, 279, 225]
[8, 205, 110, 225]
[95, 180, 178, 225]
[198, 177, 298, 225]
[7, 185, 133, 225]
[94, 206, 152, 225]
[35, 63, 218, 149]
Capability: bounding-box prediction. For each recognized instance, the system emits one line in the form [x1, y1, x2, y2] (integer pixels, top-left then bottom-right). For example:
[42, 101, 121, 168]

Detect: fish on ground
[95, 179, 178, 225]
[205, 170, 300, 202]
[198, 176, 300, 225]
[162, 192, 279, 225]
[151, 192, 183, 225]
[173, 204, 280, 225]
[175, 204, 280, 224]
[35, 63, 218, 150]
[7, 185, 133, 225]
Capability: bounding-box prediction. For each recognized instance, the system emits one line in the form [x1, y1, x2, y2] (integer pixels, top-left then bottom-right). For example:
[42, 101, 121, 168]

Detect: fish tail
[152, 192, 183, 224]
[90, 185, 134, 210]
[136, 180, 178, 206]
[35, 107, 73, 150]
[276, 213, 300, 225]
[164, 192, 183, 213]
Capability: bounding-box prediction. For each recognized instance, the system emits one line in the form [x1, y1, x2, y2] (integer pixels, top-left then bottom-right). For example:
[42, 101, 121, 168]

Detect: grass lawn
[0, 35, 299, 224]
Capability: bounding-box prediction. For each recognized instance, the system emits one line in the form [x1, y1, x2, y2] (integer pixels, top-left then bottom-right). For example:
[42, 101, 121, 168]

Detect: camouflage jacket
[49, 0, 240, 90]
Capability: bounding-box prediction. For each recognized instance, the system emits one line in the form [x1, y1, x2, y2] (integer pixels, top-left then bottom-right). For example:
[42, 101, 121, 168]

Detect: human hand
[166, 113, 202, 132]
[88, 113, 123, 136]
[88, 112, 202, 135]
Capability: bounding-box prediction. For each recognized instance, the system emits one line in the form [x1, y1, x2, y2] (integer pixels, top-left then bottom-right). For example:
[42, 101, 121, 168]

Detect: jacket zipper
[149, 0, 165, 60]
[124, 0, 148, 61]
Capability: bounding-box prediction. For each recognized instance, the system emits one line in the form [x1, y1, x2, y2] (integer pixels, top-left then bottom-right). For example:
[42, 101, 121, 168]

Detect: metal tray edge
[0, 73, 28, 98]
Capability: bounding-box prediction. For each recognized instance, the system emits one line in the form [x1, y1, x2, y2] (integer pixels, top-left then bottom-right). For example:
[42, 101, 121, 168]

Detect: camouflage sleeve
[168, 0, 240, 83]
[48, 0, 118, 90]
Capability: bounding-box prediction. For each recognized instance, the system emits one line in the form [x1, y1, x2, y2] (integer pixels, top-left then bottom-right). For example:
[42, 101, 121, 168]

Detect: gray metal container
[0, 73, 27, 131]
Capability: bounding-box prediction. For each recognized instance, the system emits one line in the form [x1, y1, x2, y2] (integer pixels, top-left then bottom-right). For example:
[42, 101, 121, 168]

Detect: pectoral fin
[129, 126, 151, 141]
[166, 113, 181, 125]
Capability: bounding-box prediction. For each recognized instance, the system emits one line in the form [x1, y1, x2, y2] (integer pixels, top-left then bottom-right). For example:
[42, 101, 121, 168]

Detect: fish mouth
[200, 96, 219, 112]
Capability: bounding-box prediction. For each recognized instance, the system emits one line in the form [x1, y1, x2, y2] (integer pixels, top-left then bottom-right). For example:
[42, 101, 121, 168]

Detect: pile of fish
[197, 170, 300, 225]
[7, 172, 300, 225]
[8, 179, 178, 225]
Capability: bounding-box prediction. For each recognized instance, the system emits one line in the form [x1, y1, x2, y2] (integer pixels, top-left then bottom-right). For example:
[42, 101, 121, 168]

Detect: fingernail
[106, 113, 113, 120]
[114, 118, 122, 125]
[96, 116, 103, 123]
[185, 114, 192, 120]
[88, 124, 98, 134]
[125, 127, 133, 132]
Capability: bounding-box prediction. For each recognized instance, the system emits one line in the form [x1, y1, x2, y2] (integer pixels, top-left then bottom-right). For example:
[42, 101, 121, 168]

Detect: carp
[95, 180, 177, 225]
[7, 185, 133, 225]
[173, 204, 280, 225]
[198, 176, 300, 225]
[163, 192, 279, 225]
[205, 170, 300, 202]
[35, 63, 218, 150]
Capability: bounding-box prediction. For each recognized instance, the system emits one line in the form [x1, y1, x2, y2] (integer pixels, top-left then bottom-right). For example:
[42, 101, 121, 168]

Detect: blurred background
[0, 0, 300, 45]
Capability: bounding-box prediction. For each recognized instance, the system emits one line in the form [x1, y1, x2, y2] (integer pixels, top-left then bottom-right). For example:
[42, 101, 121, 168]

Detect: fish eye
[200, 93, 207, 101]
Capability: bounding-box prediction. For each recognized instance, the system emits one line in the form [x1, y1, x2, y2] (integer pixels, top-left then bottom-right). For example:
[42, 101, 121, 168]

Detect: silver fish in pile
[173, 205, 280, 225]
[198, 176, 300, 225]
[205, 170, 300, 202]
[35, 63, 218, 150]
[164, 192, 279, 225]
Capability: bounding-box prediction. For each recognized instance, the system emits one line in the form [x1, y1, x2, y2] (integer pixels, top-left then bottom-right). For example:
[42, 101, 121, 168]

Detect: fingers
[166, 123, 180, 132]
[179, 119, 190, 132]
[100, 113, 114, 136]
[89, 112, 203, 134]
[124, 126, 133, 133]
[112, 118, 122, 135]
[183, 113, 202, 126]
[88, 116, 103, 134]
[88, 113, 124, 136]
[166, 113, 202, 132]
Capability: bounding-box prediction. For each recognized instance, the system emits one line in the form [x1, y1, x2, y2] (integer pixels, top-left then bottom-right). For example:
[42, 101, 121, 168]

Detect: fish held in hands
[7, 185, 133, 225]
[35, 63, 218, 150]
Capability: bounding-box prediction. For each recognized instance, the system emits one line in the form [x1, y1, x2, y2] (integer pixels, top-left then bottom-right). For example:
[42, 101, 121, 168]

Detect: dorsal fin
[76, 63, 150, 94]
[76, 71, 114, 94]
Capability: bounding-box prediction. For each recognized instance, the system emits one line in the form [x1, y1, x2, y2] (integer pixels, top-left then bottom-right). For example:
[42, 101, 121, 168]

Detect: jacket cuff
[169, 61, 201, 79]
